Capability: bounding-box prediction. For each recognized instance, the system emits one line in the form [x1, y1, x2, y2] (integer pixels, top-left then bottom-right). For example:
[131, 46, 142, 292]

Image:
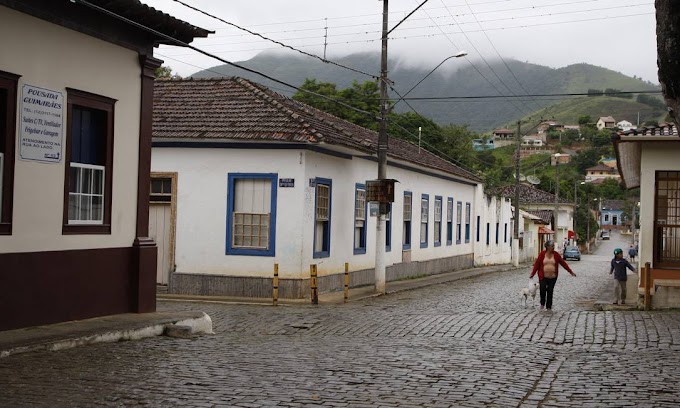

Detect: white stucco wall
[474, 195, 513, 266]
[0, 7, 141, 253]
[639, 145, 680, 267]
[152, 146, 481, 279]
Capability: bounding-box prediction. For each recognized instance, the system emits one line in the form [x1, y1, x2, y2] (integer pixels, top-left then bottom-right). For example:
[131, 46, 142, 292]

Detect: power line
[392, 90, 663, 100]
[170, 0, 378, 80]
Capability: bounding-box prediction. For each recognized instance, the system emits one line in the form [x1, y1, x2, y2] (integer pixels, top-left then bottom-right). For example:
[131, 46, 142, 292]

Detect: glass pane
[70, 167, 80, 193]
[162, 179, 172, 194]
[80, 195, 91, 221]
[235, 213, 243, 225]
[244, 214, 252, 225]
[244, 225, 251, 236]
[81, 167, 92, 194]
[92, 195, 103, 221]
[243, 236, 252, 246]
[68, 194, 78, 221]
[93, 169, 103, 195]
[151, 179, 162, 194]
[234, 235, 242, 246]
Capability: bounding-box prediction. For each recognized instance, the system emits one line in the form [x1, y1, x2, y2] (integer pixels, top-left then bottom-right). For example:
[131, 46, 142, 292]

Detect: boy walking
[610, 248, 636, 304]
[628, 244, 638, 263]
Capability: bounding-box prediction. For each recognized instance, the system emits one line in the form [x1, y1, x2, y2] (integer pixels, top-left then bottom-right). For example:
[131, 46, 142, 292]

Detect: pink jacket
[530, 250, 575, 280]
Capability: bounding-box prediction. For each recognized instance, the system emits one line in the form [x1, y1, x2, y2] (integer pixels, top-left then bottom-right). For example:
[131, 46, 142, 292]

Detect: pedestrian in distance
[610, 248, 636, 305]
[530, 240, 577, 311]
[628, 244, 638, 263]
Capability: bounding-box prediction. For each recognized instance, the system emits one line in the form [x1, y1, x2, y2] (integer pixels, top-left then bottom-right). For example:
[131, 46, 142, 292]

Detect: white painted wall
[639, 145, 680, 267]
[152, 146, 484, 280]
[474, 194, 513, 266]
[0, 7, 141, 253]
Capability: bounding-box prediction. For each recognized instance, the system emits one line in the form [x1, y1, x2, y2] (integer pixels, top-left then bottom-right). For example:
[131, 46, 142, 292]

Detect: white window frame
[68, 162, 105, 225]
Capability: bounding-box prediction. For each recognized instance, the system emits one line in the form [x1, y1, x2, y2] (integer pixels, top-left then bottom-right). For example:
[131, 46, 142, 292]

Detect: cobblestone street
[2, 232, 680, 407]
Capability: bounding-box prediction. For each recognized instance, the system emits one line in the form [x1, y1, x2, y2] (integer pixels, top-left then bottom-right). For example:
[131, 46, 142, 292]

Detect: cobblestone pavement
[2, 232, 680, 407]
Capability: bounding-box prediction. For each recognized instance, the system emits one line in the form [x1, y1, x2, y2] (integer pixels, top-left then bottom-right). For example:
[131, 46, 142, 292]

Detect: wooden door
[149, 203, 172, 285]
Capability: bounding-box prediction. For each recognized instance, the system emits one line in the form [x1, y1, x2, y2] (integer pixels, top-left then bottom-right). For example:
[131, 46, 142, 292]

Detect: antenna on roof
[527, 175, 541, 185]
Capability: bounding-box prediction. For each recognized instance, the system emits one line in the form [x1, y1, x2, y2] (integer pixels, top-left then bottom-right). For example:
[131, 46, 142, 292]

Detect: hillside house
[599, 199, 626, 230]
[596, 116, 616, 130]
[151, 78, 511, 299]
[0, 0, 210, 331]
[615, 121, 680, 308]
[617, 120, 637, 131]
[585, 163, 621, 182]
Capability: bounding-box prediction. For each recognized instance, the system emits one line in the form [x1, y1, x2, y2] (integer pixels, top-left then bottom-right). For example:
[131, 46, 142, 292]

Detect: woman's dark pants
[540, 278, 558, 309]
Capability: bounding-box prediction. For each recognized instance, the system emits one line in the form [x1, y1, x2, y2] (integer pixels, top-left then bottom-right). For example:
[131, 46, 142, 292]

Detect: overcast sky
[142, 0, 658, 85]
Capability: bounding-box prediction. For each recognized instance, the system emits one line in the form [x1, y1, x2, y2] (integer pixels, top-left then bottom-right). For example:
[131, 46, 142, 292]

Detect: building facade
[0, 0, 209, 331]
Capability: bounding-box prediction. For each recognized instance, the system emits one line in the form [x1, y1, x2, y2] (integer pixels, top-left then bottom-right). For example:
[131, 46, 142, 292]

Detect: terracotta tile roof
[493, 129, 514, 134]
[492, 183, 573, 205]
[619, 122, 678, 137]
[598, 116, 616, 123]
[602, 200, 626, 211]
[526, 210, 552, 224]
[586, 163, 617, 173]
[153, 77, 481, 182]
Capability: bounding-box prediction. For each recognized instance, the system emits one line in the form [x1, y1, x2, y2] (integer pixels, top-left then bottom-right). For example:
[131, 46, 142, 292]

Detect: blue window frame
[403, 191, 412, 250]
[486, 222, 490, 245]
[313, 178, 332, 258]
[495, 222, 500, 244]
[476, 216, 481, 242]
[434, 196, 442, 247]
[456, 201, 462, 244]
[386, 203, 392, 252]
[226, 173, 278, 256]
[446, 197, 453, 245]
[465, 203, 471, 243]
[354, 183, 367, 255]
[420, 194, 429, 248]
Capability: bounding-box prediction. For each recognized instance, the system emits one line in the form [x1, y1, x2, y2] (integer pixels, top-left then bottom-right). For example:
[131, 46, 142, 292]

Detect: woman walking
[530, 240, 576, 310]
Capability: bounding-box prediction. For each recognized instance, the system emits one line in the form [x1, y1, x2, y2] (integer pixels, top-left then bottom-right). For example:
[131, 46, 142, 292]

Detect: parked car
[563, 246, 581, 261]
[601, 231, 610, 240]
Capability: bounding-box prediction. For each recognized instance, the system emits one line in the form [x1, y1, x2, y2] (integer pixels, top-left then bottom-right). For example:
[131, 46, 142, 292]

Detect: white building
[617, 120, 637, 132]
[0, 0, 209, 331]
[151, 78, 511, 298]
[596, 116, 616, 130]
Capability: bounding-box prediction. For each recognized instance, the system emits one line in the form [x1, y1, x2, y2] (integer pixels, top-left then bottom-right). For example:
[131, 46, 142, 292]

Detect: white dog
[521, 281, 540, 307]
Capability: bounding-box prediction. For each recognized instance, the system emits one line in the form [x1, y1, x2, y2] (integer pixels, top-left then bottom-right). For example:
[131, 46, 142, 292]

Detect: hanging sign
[20, 84, 64, 163]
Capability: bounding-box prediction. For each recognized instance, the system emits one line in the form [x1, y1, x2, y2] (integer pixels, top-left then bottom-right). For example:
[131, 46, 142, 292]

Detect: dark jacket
[530, 250, 575, 281]
[610, 258, 636, 281]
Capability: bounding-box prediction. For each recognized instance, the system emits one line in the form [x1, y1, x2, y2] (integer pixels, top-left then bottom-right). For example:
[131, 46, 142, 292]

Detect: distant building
[585, 163, 620, 182]
[596, 116, 616, 130]
[472, 138, 495, 151]
[599, 200, 626, 231]
[521, 136, 544, 147]
[537, 120, 564, 135]
[617, 120, 637, 131]
[492, 129, 515, 140]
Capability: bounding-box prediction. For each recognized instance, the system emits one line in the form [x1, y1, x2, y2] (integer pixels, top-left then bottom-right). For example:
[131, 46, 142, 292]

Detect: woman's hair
[545, 240, 554, 249]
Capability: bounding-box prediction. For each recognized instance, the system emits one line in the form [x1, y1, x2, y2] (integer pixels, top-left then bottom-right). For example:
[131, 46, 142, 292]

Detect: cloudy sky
[142, 0, 658, 85]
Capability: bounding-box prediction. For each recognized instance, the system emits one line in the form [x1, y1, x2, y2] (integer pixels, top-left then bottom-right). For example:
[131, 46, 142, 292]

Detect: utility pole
[554, 153, 561, 247]
[512, 120, 521, 267]
[374, 0, 389, 294]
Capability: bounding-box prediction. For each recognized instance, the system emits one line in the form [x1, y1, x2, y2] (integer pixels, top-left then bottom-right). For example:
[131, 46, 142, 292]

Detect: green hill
[191, 52, 661, 133]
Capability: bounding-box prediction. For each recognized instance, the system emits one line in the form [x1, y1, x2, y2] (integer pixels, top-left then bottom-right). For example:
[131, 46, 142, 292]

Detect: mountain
[191, 52, 661, 133]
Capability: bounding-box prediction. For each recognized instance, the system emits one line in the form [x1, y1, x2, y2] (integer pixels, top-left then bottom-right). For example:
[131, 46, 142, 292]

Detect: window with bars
[0, 71, 17, 235]
[456, 201, 463, 244]
[420, 194, 429, 248]
[465, 203, 471, 243]
[64, 93, 113, 232]
[655, 171, 680, 267]
[314, 179, 332, 258]
[150, 177, 172, 203]
[354, 184, 367, 254]
[226, 174, 277, 256]
[446, 198, 453, 245]
[403, 192, 412, 249]
[434, 196, 442, 246]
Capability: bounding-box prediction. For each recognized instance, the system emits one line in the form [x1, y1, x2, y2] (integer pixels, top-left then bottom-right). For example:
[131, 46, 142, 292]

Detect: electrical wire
[170, 0, 378, 79]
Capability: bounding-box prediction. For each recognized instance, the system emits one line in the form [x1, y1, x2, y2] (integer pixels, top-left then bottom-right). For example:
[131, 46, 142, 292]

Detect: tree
[591, 129, 614, 147]
[155, 66, 181, 79]
[578, 115, 592, 125]
[656, 0, 680, 125]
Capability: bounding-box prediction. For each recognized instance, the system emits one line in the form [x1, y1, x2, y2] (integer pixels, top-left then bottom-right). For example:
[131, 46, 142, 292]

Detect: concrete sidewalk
[0, 310, 213, 359]
[0, 262, 527, 358]
[158, 261, 533, 305]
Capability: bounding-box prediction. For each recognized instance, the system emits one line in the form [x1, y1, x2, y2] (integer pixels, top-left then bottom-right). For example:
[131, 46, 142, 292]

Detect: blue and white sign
[20, 84, 64, 163]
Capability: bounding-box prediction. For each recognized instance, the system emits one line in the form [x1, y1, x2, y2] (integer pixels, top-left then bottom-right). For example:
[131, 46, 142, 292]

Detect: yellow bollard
[344, 262, 350, 303]
[273, 263, 279, 306]
[310, 264, 318, 305]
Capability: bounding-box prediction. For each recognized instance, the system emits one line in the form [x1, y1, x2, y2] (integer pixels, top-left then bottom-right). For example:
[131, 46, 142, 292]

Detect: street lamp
[394, 51, 468, 106]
